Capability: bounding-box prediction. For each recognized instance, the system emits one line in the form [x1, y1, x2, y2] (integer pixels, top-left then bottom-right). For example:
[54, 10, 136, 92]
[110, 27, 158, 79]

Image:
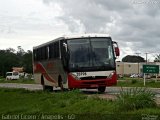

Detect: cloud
[0, 0, 70, 51]
[42, 1, 159, 56]
[0, 0, 160, 61]
[38, 1, 160, 60]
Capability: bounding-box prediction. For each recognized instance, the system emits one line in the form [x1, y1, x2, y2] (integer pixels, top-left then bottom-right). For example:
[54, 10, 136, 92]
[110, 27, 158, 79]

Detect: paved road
[0, 83, 42, 91]
[0, 83, 159, 96]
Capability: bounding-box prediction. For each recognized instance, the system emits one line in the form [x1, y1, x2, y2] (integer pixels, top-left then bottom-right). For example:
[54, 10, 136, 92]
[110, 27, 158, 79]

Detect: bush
[0, 76, 4, 79]
[116, 87, 156, 111]
[131, 79, 137, 84]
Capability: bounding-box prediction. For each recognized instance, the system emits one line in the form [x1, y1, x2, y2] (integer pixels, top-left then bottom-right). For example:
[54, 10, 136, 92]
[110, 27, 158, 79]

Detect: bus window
[54, 42, 59, 58]
[47, 46, 49, 59]
[49, 44, 54, 59]
[33, 49, 37, 61]
[41, 48, 43, 60]
[37, 48, 41, 61]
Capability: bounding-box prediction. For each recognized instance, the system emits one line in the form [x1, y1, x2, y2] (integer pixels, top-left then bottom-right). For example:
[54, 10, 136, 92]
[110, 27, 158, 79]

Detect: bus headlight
[70, 73, 81, 80]
[108, 71, 115, 78]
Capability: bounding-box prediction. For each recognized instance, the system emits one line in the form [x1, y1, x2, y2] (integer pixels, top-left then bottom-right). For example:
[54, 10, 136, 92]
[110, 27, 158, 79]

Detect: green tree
[22, 50, 33, 73]
[17, 46, 25, 66]
[0, 48, 19, 77]
[0, 47, 33, 77]
[0, 50, 6, 76]
[122, 55, 145, 63]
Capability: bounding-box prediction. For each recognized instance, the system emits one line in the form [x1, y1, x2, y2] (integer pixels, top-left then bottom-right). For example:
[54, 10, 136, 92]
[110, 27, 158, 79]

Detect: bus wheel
[43, 85, 53, 92]
[41, 75, 44, 85]
[98, 87, 106, 93]
[41, 75, 53, 92]
[58, 78, 64, 91]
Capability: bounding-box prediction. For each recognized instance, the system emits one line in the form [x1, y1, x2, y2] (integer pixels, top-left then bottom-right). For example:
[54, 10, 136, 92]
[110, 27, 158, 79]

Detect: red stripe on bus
[34, 63, 56, 83]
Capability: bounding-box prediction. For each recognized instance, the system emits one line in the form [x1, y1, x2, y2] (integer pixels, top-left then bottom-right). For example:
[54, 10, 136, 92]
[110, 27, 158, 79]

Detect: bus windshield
[67, 38, 115, 72]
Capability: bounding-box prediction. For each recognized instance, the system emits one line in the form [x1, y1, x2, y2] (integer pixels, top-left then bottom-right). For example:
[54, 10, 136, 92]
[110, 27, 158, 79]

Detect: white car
[130, 74, 138, 78]
[6, 72, 20, 80]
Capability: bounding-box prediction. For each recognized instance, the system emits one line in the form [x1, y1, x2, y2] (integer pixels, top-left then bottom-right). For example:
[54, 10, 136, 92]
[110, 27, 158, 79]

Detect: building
[116, 62, 160, 75]
[12, 67, 24, 73]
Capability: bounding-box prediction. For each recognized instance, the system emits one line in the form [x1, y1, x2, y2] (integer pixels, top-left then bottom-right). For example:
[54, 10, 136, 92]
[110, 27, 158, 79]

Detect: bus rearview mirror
[113, 41, 120, 57]
[115, 47, 120, 56]
[63, 43, 68, 52]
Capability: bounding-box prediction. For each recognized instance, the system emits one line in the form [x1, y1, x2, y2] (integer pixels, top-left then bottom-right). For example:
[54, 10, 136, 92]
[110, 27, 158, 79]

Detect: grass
[0, 89, 115, 114]
[0, 88, 159, 120]
[117, 77, 160, 88]
[116, 87, 156, 111]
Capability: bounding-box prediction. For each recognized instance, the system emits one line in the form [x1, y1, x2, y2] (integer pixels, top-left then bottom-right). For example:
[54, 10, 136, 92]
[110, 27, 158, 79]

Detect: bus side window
[44, 46, 48, 60]
[49, 44, 54, 59]
[46, 46, 49, 59]
[41, 47, 45, 60]
[33, 49, 37, 61]
[37, 48, 41, 61]
[39, 48, 44, 60]
[54, 42, 59, 58]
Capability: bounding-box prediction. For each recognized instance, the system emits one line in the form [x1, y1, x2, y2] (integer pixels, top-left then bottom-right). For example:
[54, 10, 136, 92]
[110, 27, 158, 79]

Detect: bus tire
[41, 75, 53, 92]
[43, 85, 53, 92]
[41, 75, 44, 85]
[58, 77, 64, 91]
[98, 86, 106, 93]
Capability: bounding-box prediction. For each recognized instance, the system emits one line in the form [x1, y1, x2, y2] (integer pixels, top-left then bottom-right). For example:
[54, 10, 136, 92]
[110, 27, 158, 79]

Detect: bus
[33, 34, 120, 92]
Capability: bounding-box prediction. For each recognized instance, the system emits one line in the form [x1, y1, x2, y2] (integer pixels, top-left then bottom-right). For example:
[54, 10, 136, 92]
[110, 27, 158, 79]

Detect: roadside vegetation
[117, 77, 160, 88]
[0, 76, 35, 84]
[0, 88, 159, 120]
[0, 47, 32, 77]
[117, 87, 156, 111]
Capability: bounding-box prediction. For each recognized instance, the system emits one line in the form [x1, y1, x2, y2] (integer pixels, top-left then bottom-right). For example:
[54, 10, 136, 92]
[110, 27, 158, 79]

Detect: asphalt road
[0, 83, 159, 97]
[0, 83, 42, 91]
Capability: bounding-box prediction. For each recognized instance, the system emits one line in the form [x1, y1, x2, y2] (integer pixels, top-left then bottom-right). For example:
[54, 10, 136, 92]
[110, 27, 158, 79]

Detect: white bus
[33, 34, 120, 92]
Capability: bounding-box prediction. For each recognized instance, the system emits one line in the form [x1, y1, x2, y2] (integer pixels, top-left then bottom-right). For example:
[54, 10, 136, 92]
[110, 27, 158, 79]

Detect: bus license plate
[90, 85, 98, 88]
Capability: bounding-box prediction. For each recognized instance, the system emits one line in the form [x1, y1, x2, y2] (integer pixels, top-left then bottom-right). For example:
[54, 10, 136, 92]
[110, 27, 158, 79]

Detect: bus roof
[63, 33, 110, 39]
[33, 33, 111, 49]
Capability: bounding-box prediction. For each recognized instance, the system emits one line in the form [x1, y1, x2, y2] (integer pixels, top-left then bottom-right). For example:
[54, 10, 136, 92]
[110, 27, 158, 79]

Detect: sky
[0, 0, 160, 61]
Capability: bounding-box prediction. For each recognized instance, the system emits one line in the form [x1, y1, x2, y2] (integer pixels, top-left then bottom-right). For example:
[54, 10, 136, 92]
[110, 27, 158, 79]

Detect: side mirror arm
[63, 43, 68, 52]
[112, 41, 120, 57]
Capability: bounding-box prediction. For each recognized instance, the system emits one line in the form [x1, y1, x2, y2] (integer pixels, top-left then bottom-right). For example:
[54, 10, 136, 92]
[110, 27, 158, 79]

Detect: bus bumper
[67, 72, 117, 89]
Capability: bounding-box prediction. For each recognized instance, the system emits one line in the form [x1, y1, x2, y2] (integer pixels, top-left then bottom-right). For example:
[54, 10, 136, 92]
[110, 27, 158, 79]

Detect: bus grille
[80, 76, 107, 80]
[83, 81, 106, 84]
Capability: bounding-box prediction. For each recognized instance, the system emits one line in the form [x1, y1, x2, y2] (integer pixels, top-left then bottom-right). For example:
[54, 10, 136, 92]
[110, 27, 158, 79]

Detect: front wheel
[98, 86, 106, 93]
[58, 78, 64, 91]
[43, 85, 53, 92]
[41, 75, 53, 92]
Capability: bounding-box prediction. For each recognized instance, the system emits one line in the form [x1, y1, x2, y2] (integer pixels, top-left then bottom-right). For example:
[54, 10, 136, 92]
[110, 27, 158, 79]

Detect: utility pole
[145, 53, 148, 64]
[135, 53, 141, 76]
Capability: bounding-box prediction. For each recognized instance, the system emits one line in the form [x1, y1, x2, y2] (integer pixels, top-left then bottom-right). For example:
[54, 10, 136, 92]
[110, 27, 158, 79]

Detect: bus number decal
[76, 72, 87, 76]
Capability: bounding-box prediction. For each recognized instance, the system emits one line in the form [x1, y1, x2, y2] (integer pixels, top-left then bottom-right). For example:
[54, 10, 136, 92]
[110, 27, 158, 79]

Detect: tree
[0, 48, 19, 77]
[17, 46, 25, 66]
[154, 54, 160, 62]
[17, 46, 25, 56]
[22, 50, 33, 73]
[122, 55, 145, 63]
[0, 47, 33, 77]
